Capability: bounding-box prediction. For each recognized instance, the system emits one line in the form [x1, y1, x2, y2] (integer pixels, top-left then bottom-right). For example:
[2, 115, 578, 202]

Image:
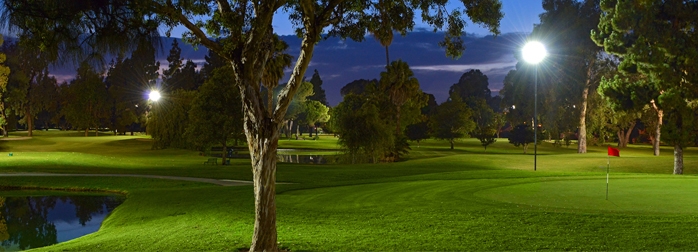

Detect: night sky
[51, 0, 545, 106]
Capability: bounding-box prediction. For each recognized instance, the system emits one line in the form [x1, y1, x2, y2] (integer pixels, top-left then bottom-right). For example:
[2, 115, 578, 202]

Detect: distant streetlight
[522, 41, 547, 171]
[149, 90, 161, 102]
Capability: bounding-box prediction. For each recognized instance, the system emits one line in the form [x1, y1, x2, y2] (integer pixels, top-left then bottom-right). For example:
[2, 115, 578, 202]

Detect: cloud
[411, 60, 516, 73]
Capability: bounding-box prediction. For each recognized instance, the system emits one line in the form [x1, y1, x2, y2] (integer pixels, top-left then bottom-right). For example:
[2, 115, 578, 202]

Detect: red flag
[607, 146, 620, 157]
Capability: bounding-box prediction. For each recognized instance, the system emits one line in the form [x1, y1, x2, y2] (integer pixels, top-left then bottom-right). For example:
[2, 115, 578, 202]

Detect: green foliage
[340, 79, 376, 97]
[1, 1, 504, 249]
[405, 122, 429, 146]
[0, 35, 10, 135]
[659, 92, 698, 149]
[332, 94, 394, 163]
[508, 124, 534, 154]
[62, 62, 109, 135]
[470, 98, 497, 149]
[593, 0, 698, 168]
[449, 69, 491, 103]
[586, 89, 614, 146]
[104, 41, 160, 135]
[185, 66, 244, 161]
[307, 69, 328, 106]
[429, 98, 474, 149]
[380, 60, 425, 131]
[148, 90, 196, 149]
[299, 100, 330, 133]
[261, 36, 293, 112]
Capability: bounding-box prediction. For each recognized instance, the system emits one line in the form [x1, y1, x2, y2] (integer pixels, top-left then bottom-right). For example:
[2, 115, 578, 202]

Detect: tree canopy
[0, 0, 504, 250]
[592, 0, 698, 174]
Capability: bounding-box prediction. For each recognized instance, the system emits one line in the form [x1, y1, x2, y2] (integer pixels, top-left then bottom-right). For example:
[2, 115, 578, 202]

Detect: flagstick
[606, 154, 609, 200]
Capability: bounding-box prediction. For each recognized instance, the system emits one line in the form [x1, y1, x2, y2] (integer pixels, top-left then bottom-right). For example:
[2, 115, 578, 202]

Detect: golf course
[1, 130, 697, 251]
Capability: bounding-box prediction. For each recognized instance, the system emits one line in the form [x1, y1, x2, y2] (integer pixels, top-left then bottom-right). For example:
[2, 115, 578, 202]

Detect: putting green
[475, 177, 698, 214]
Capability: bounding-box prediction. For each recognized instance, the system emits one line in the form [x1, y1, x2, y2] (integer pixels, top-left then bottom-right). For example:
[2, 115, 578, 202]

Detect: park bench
[203, 157, 218, 165]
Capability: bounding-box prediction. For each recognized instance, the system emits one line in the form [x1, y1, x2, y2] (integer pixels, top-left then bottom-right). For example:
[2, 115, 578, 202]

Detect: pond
[276, 154, 339, 164]
[277, 149, 340, 164]
[0, 193, 124, 251]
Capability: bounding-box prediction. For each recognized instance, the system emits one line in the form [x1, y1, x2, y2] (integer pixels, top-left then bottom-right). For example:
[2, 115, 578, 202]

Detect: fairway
[2, 131, 698, 250]
[476, 177, 698, 214]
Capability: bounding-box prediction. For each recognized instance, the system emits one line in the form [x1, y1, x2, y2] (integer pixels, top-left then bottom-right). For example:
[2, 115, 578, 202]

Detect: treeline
[330, 63, 504, 163]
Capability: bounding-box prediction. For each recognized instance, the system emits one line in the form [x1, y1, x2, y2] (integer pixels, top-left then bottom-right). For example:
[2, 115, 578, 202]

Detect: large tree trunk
[650, 100, 662, 156]
[523, 143, 528, 154]
[233, 27, 317, 252]
[25, 109, 33, 137]
[246, 119, 281, 252]
[673, 145, 683, 174]
[616, 120, 636, 148]
[623, 121, 634, 147]
[449, 139, 454, 150]
[577, 86, 589, 153]
[578, 57, 595, 154]
[295, 124, 300, 139]
[84, 128, 89, 137]
[654, 109, 663, 156]
[308, 124, 313, 137]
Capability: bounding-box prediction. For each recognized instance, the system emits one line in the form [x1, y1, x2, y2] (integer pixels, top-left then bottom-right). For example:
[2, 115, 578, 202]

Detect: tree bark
[650, 100, 662, 156]
[673, 144, 683, 174]
[295, 124, 300, 139]
[247, 119, 280, 252]
[523, 143, 528, 154]
[654, 109, 663, 156]
[25, 109, 33, 137]
[450, 139, 454, 150]
[577, 86, 589, 153]
[624, 120, 635, 147]
[286, 120, 293, 139]
[84, 128, 89, 137]
[237, 26, 317, 252]
[577, 58, 595, 154]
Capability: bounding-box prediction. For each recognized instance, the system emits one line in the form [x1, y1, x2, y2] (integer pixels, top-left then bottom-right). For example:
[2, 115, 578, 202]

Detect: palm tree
[379, 60, 421, 135]
[368, 0, 414, 67]
[261, 36, 292, 114]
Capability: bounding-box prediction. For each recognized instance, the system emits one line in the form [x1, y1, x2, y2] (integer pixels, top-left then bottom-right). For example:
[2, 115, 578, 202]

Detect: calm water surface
[0, 194, 124, 251]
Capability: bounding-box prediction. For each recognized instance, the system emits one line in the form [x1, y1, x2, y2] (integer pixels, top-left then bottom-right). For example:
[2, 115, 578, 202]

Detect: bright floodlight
[522, 41, 547, 64]
[149, 90, 161, 102]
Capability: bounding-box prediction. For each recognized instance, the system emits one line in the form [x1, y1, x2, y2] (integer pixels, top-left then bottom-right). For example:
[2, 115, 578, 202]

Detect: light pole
[522, 41, 547, 171]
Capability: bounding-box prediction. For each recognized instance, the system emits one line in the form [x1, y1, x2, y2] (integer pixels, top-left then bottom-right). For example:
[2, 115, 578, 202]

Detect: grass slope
[1, 130, 697, 251]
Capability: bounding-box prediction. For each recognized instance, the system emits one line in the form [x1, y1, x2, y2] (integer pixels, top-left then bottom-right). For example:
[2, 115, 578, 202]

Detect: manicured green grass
[1, 130, 697, 251]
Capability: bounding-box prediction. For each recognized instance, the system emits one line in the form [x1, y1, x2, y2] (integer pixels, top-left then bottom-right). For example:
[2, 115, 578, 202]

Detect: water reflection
[277, 154, 338, 164]
[0, 194, 123, 251]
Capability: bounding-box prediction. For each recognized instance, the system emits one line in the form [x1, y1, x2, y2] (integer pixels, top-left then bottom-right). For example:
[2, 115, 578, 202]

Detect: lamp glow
[522, 41, 547, 64]
[149, 90, 161, 102]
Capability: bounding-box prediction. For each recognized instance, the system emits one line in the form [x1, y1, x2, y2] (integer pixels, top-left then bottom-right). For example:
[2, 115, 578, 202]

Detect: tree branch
[155, 1, 225, 59]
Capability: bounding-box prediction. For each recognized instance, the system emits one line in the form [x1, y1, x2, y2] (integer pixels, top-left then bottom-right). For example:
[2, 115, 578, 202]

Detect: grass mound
[476, 176, 698, 214]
